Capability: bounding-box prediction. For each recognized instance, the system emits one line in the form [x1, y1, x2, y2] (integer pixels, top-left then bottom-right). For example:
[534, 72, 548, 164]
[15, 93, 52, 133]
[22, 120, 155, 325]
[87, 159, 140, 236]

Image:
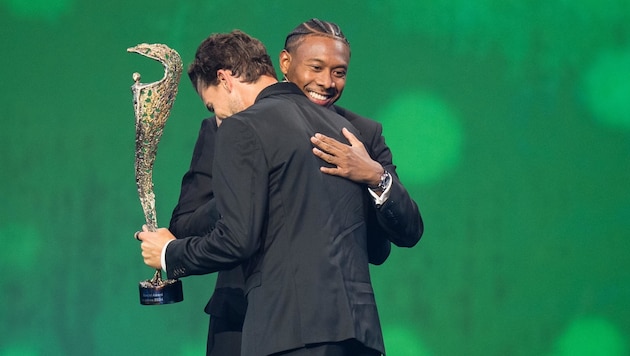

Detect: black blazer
[331, 106, 423, 248]
[169, 101, 423, 255]
[167, 82, 390, 355]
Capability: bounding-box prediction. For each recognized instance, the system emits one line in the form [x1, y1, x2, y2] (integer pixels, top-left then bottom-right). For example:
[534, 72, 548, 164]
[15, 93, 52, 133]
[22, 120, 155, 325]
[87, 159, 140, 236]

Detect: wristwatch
[368, 170, 391, 192]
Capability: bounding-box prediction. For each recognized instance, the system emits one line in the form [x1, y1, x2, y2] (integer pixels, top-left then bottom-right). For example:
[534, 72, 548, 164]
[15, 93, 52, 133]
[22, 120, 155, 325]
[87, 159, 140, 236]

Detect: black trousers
[206, 316, 242, 356]
[207, 315, 380, 356]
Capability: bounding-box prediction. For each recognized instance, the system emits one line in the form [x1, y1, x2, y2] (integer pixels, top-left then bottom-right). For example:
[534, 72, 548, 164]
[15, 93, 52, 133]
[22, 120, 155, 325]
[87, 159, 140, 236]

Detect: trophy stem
[151, 269, 162, 283]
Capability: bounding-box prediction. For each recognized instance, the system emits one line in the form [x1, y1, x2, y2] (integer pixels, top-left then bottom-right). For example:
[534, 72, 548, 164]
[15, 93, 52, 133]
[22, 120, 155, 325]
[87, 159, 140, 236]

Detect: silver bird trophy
[128, 43, 183, 305]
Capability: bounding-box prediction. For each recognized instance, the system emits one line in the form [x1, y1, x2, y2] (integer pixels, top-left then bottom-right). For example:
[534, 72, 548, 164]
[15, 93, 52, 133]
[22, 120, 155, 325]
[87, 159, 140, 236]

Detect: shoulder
[200, 117, 218, 132]
[332, 105, 382, 133]
[215, 117, 263, 160]
[218, 106, 274, 142]
[216, 115, 255, 141]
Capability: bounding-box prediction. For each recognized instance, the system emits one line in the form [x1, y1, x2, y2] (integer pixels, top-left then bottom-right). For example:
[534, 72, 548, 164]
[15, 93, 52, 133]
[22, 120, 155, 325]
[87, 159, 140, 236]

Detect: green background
[1, 0, 629, 355]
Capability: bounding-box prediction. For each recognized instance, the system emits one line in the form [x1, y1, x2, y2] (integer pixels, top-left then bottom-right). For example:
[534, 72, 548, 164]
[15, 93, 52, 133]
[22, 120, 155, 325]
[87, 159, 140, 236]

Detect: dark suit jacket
[168, 101, 424, 341]
[169, 117, 221, 239]
[168, 112, 422, 257]
[166, 82, 389, 355]
[331, 106, 423, 248]
[169, 102, 423, 255]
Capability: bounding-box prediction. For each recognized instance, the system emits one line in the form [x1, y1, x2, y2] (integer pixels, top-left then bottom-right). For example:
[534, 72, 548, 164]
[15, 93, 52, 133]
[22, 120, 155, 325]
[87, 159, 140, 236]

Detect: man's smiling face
[280, 35, 350, 107]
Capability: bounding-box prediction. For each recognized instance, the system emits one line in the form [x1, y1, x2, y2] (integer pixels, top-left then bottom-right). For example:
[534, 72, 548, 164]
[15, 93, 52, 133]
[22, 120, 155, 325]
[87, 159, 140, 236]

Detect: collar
[255, 82, 304, 103]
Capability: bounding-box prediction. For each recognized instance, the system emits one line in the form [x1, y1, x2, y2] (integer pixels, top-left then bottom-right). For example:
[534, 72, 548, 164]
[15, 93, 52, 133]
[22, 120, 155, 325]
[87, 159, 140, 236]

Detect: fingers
[313, 147, 342, 170]
[134, 226, 166, 270]
[311, 134, 332, 153]
[312, 146, 327, 160]
[312, 132, 345, 151]
[312, 129, 362, 153]
[341, 127, 360, 145]
[133, 225, 154, 241]
[318, 165, 339, 176]
[134, 225, 149, 241]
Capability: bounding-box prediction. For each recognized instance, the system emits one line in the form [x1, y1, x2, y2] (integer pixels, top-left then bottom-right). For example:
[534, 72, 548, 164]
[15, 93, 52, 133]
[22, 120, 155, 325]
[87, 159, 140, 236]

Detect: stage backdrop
[1, 1, 629, 355]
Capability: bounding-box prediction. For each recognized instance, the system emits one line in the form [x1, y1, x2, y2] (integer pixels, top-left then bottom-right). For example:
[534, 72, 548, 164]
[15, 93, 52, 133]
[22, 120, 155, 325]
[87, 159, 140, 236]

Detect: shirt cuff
[161, 239, 174, 273]
[368, 176, 392, 206]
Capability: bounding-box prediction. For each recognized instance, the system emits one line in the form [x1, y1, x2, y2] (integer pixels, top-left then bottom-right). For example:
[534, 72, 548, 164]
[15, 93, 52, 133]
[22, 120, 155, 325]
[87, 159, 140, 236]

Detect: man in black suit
[138, 29, 420, 355]
[166, 20, 424, 355]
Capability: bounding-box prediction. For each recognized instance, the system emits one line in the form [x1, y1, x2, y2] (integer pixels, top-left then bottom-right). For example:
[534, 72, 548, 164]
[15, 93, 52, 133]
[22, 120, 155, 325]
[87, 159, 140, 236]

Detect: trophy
[128, 43, 183, 305]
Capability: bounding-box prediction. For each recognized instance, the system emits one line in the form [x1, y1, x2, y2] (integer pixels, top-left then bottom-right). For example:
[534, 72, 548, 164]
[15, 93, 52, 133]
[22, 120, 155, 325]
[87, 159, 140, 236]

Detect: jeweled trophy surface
[128, 43, 183, 305]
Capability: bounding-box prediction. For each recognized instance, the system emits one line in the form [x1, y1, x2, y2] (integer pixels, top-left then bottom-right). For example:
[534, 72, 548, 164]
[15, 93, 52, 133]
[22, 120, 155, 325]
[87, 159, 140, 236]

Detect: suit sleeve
[165, 119, 267, 278]
[364, 121, 423, 248]
[364, 200, 391, 265]
[169, 119, 220, 238]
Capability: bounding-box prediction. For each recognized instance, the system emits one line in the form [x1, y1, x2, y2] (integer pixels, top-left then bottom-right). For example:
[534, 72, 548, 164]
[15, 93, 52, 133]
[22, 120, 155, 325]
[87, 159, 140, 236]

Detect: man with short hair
[138, 29, 419, 356]
[166, 20, 423, 355]
[280, 19, 422, 245]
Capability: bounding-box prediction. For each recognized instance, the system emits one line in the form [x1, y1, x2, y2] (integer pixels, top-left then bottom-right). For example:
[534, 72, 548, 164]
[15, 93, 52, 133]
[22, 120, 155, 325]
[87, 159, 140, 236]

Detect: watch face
[369, 171, 390, 191]
[376, 171, 386, 190]
[382, 171, 391, 189]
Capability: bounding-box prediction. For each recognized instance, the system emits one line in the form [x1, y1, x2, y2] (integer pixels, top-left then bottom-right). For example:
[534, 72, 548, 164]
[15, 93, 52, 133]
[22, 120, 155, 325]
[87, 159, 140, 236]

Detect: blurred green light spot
[551, 317, 627, 356]
[384, 325, 432, 356]
[377, 91, 463, 184]
[582, 48, 630, 130]
[4, 0, 73, 21]
[0, 345, 39, 356]
[0, 223, 41, 270]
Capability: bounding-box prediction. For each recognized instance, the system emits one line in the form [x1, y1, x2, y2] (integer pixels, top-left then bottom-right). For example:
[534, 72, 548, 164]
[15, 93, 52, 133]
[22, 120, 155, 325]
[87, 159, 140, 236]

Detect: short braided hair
[284, 18, 350, 54]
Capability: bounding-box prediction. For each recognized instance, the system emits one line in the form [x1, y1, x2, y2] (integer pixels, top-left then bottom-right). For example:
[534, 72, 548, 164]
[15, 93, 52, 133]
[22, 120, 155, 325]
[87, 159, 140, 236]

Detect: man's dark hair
[188, 30, 277, 92]
[284, 18, 350, 54]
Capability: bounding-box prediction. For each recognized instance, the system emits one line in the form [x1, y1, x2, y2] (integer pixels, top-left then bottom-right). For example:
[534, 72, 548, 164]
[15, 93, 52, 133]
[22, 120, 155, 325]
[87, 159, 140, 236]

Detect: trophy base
[139, 278, 183, 305]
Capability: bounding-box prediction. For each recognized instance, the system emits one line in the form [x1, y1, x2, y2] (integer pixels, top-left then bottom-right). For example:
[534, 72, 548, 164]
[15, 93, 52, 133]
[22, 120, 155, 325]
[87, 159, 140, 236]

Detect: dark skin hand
[310, 127, 384, 191]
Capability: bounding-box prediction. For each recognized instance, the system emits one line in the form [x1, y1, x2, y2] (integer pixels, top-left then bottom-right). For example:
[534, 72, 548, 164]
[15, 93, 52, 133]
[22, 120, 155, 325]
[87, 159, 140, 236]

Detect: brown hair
[188, 30, 277, 92]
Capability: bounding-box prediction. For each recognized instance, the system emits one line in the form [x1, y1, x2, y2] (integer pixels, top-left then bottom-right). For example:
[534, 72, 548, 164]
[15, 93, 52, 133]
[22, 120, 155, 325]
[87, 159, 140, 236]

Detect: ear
[216, 69, 233, 91]
[279, 49, 291, 75]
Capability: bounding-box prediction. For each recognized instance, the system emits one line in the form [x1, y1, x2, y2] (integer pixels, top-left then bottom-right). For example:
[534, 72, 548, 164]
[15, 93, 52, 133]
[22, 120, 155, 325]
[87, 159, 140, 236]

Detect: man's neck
[240, 75, 278, 107]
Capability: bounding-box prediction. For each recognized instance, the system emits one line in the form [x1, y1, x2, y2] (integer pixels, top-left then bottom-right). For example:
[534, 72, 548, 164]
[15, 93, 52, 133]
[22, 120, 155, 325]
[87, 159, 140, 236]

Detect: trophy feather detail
[128, 43, 183, 232]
